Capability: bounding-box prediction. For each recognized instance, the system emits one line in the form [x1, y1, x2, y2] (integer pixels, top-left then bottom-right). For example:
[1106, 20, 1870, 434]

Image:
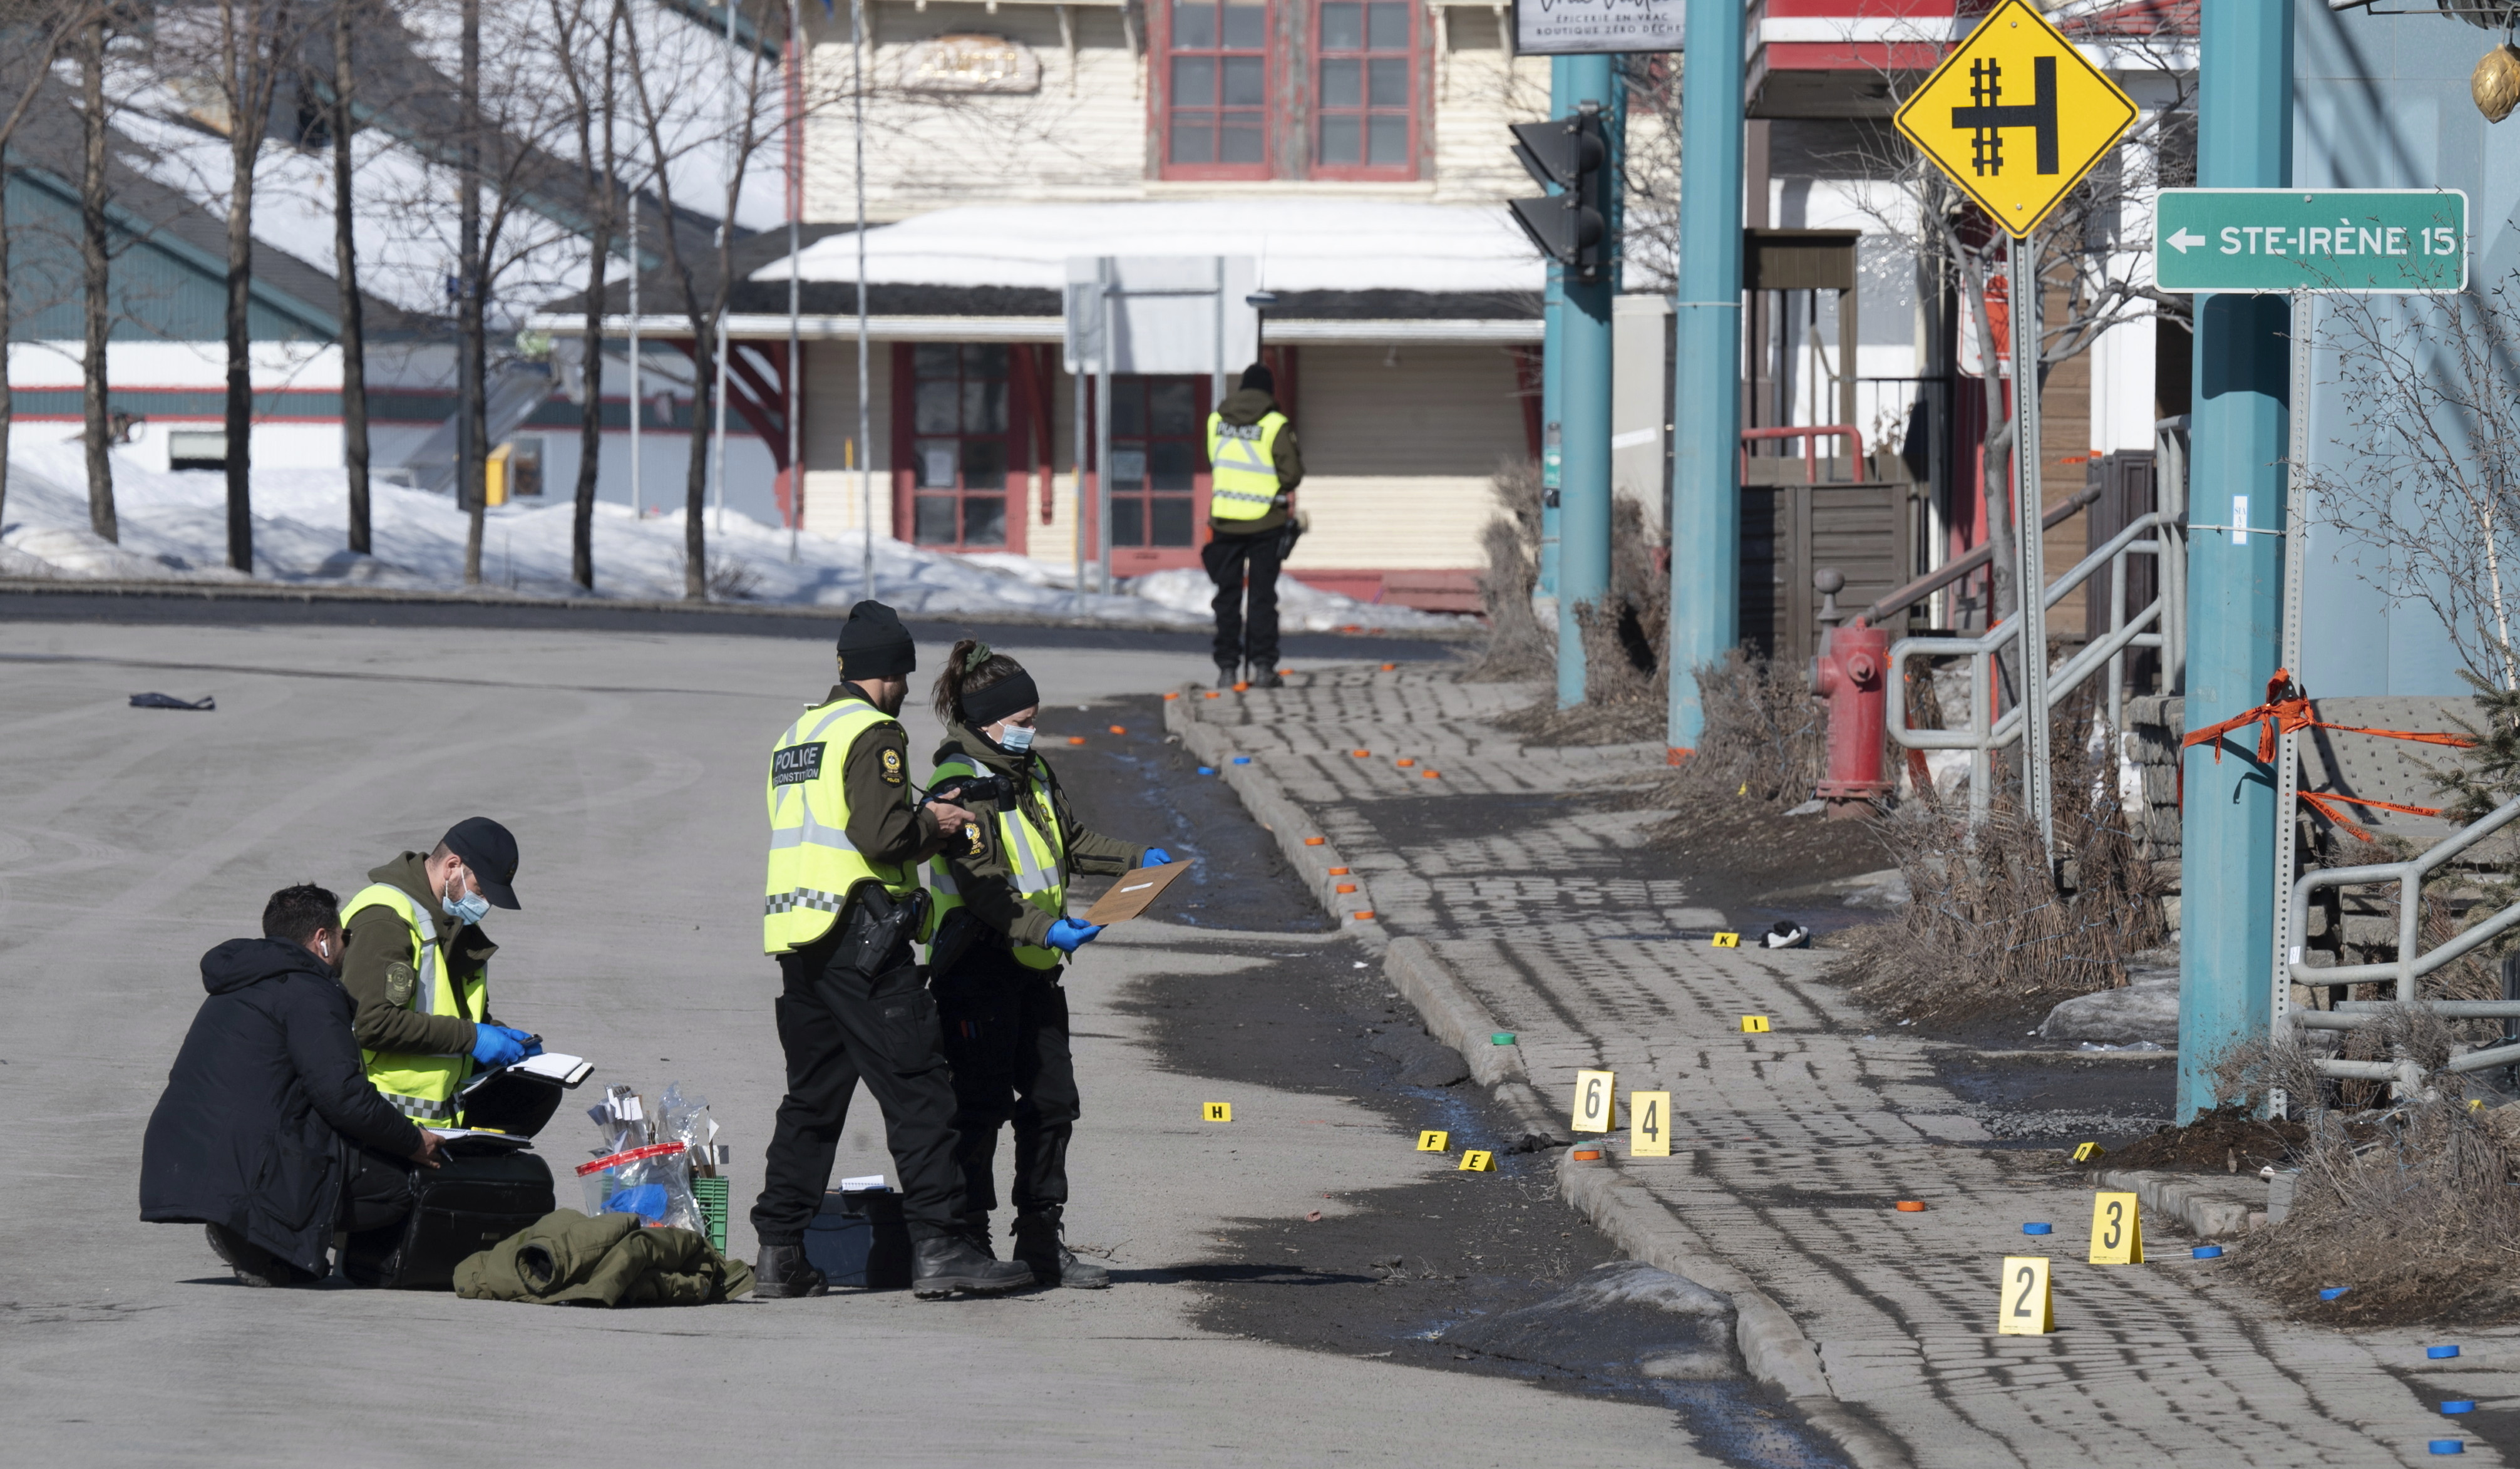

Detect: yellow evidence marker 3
[1571, 1069, 1617, 1133]
[1458, 1150, 1495, 1172]
[1416, 1130, 1450, 1152]
[1739, 1016, 1771, 1034]
[2089, 1191, 2144, 1264]
[1202, 1101, 1233, 1122]
[1629, 1091, 1672, 1158]
[1998, 1255, 2055, 1334]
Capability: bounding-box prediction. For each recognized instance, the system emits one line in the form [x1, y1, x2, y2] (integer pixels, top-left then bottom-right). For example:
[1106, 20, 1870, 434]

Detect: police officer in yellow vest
[338, 817, 541, 1126]
[752, 601, 1037, 1301]
[1203, 361, 1305, 689]
[923, 641, 1165, 1289]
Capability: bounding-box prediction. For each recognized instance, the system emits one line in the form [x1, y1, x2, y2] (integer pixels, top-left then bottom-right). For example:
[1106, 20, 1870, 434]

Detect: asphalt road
[0, 614, 1755, 1466]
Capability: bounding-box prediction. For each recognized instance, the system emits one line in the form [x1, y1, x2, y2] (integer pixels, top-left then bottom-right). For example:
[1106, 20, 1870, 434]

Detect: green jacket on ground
[453, 1209, 755, 1306]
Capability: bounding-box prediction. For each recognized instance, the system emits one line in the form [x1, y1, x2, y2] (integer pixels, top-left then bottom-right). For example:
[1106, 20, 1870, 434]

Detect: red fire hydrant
[1811, 570, 1892, 818]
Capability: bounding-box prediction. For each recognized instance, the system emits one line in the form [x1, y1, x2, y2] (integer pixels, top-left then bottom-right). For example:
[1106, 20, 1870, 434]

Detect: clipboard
[1082, 861, 1191, 925]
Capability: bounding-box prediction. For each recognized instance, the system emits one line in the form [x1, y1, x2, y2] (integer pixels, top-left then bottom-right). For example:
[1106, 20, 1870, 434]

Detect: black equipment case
[341, 1147, 556, 1290]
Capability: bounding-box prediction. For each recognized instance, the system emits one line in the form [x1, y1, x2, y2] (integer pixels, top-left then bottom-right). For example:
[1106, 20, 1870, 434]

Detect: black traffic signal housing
[1507, 104, 1610, 285]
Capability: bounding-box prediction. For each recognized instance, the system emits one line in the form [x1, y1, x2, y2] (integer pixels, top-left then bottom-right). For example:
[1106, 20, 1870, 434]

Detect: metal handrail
[1858, 485, 2101, 629]
[2283, 791, 2520, 1088]
[1886, 510, 2173, 822]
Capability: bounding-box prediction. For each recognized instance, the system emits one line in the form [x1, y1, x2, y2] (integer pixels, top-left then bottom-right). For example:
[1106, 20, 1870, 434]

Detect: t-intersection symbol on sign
[1952, 54, 2057, 177]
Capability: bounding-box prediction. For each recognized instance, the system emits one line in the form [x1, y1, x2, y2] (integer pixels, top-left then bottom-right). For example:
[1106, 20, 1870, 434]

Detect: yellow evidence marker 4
[1739, 1016, 1771, 1034]
[2089, 1191, 2144, 1264]
[1998, 1255, 2055, 1335]
[1416, 1130, 1450, 1152]
[1458, 1150, 1495, 1172]
[1630, 1091, 1672, 1158]
[1202, 1101, 1233, 1123]
[1571, 1069, 1617, 1133]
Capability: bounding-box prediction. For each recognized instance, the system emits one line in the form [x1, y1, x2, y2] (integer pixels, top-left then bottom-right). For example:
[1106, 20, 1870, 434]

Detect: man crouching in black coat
[140, 884, 443, 1286]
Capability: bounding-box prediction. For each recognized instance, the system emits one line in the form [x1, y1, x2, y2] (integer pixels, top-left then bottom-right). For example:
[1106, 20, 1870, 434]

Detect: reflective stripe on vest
[764, 696, 917, 954]
[927, 755, 1067, 970]
[1206, 411, 1285, 519]
[343, 882, 487, 1125]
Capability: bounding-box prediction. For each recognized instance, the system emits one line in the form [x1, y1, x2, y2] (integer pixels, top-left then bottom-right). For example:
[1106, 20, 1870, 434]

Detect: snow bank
[0, 441, 1461, 633]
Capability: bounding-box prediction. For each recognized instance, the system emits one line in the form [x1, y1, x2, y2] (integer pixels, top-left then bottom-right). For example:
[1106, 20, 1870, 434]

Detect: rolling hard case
[341, 1145, 557, 1289]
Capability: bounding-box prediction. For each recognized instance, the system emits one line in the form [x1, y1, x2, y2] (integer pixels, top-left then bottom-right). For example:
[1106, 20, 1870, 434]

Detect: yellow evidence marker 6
[1739, 1016, 1771, 1034]
[1712, 932, 1741, 948]
[1630, 1091, 1672, 1158]
[1416, 1130, 1450, 1153]
[2089, 1191, 2144, 1264]
[1998, 1255, 2055, 1335]
[1202, 1101, 1233, 1123]
[1458, 1150, 1495, 1172]
[1571, 1069, 1617, 1133]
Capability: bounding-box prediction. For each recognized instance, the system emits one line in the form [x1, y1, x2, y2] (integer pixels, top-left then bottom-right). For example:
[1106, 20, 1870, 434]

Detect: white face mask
[443, 869, 491, 926]
[994, 724, 1036, 755]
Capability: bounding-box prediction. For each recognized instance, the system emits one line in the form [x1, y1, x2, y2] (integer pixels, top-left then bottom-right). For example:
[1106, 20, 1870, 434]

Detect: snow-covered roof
[752, 200, 1546, 296]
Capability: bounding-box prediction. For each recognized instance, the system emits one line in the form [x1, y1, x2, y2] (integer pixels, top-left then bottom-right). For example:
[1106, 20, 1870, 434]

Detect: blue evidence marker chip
[2022, 1223, 2052, 1236]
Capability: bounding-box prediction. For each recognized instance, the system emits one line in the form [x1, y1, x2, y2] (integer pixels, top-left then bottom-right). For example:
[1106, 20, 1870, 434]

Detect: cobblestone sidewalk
[1170, 667, 2514, 1469]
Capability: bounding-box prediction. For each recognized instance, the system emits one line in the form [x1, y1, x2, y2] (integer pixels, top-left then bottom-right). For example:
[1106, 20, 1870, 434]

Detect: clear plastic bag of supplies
[573, 1141, 704, 1232]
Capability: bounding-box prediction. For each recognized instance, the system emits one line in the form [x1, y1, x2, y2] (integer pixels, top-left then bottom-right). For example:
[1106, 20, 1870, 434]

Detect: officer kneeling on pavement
[140, 884, 446, 1287]
[751, 601, 1036, 1299]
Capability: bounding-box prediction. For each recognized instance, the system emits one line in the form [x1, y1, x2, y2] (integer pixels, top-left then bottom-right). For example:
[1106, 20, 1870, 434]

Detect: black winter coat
[140, 938, 426, 1276]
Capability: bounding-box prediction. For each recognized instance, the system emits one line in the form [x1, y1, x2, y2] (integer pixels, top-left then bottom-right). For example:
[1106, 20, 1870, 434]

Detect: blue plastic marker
[2430, 1346, 2461, 1359]
[1232, 755, 1252, 764]
[2320, 1287, 2351, 1301]
[2443, 1402, 2476, 1416]
[2429, 1441, 2464, 1455]
[1196, 766, 1215, 775]
[2022, 1223, 2052, 1236]
[2193, 1245, 2223, 1260]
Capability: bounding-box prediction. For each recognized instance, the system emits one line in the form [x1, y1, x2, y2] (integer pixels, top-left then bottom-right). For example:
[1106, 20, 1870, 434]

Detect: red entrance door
[1103, 374, 1210, 576]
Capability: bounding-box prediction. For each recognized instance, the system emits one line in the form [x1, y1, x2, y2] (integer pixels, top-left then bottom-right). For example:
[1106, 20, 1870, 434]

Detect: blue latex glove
[1144, 847, 1173, 865]
[1046, 917, 1104, 953]
[602, 1183, 669, 1222]
[469, 1024, 528, 1068]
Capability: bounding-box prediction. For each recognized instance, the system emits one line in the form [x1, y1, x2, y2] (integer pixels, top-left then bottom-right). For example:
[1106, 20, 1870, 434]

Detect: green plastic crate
[692, 1176, 729, 1255]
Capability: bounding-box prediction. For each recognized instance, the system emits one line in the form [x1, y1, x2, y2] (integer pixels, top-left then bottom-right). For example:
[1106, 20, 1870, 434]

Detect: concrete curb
[2094, 1167, 2265, 1240]
[1170, 680, 1912, 1469]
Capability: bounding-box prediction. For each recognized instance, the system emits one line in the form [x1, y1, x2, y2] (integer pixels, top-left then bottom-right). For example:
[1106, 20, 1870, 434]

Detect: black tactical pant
[1203, 525, 1283, 673]
[933, 945, 1079, 1220]
[751, 920, 966, 1244]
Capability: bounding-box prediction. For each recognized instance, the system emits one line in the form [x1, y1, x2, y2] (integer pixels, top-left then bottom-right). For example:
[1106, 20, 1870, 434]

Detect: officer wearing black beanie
[751, 600, 1034, 1299]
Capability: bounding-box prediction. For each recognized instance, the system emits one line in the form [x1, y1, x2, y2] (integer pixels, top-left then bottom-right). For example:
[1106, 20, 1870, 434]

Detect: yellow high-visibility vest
[927, 754, 1067, 971]
[764, 695, 918, 954]
[342, 882, 487, 1125]
[1206, 410, 1287, 521]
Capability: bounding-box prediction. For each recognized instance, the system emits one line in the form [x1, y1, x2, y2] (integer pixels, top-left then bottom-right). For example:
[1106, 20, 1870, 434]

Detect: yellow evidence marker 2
[1630, 1091, 1672, 1158]
[1571, 1069, 1617, 1133]
[1202, 1101, 1233, 1123]
[2089, 1191, 2144, 1264]
[1458, 1150, 1495, 1172]
[1740, 1016, 1771, 1034]
[1998, 1255, 2054, 1335]
[1712, 932, 1741, 948]
[1416, 1130, 1450, 1153]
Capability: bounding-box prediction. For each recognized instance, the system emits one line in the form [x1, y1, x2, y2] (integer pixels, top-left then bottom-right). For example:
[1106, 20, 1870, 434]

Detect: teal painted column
[2178, 0, 2293, 1121]
[1538, 259, 1563, 609]
[1665, 0, 1744, 752]
[1555, 53, 1615, 709]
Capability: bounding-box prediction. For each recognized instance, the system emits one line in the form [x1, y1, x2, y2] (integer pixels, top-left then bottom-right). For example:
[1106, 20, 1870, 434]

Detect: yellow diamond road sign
[1893, 0, 2138, 238]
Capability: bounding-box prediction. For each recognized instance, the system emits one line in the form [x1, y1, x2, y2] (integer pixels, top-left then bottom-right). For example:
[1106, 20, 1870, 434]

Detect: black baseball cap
[440, 817, 521, 909]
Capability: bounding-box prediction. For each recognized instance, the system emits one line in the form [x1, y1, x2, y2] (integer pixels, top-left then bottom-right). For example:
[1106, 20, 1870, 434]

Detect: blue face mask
[995, 724, 1036, 755]
[443, 885, 491, 927]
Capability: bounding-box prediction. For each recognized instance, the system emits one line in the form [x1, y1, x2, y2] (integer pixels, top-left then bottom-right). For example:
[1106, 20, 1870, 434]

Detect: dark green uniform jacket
[933, 721, 1146, 949]
[1208, 386, 1304, 537]
[339, 853, 502, 1056]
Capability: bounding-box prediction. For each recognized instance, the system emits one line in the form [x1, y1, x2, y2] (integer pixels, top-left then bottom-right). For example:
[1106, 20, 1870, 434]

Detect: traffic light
[1507, 103, 1610, 284]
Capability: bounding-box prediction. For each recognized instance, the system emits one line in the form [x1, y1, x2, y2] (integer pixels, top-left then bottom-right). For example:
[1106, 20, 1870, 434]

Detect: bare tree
[215, 0, 302, 574]
[329, 0, 371, 554]
[0, 1, 105, 534]
[2303, 276, 2520, 693]
[548, 0, 624, 592]
[622, 0, 778, 601]
[78, 8, 115, 541]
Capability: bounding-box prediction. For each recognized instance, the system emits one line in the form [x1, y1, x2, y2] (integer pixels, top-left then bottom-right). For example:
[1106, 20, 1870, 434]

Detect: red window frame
[1099, 374, 1213, 576]
[1155, 0, 1273, 180]
[1309, 0, 1420, 180]
[892, 342, 1035, 554]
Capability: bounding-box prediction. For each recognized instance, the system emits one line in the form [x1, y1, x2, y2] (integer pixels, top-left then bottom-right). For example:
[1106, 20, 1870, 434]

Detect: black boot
[1250, 668, 1285, 689]
[912, 1232, 1035, 1298]
[1215, 659, 1240, 688]
[206, 1222, 303, 1288]
[752, 1239, 828, 1299]
[1014, 1210, 1110, 1290]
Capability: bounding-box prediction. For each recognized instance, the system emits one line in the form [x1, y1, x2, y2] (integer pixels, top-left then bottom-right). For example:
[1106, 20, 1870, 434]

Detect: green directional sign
[2155, 188, 2467, 294]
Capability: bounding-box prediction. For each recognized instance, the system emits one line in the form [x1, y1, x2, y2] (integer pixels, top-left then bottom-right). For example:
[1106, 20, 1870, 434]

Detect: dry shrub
[1847, 706, 2167, 1021]
[2213, 1023, 2520, 1325]
[1464, 460, 1552, 683]
[1656, 648, 1828, 807]
[1496, 495, 1673, 746]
